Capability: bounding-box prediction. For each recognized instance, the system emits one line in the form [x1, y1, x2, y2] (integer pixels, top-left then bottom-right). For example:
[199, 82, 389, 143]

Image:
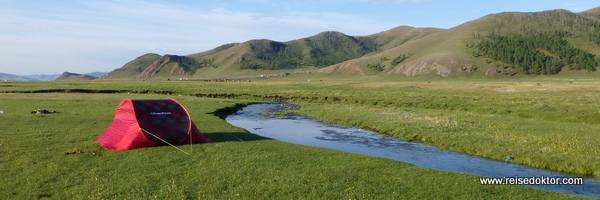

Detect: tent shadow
[203, 131, 272, 143]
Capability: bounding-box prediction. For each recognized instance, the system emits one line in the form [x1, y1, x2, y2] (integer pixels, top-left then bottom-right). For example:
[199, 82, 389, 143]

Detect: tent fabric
[95, 98, 210, 150]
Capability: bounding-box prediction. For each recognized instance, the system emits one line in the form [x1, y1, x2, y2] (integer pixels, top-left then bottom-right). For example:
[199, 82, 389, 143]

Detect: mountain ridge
[100, 6, 600, 80]
[0, 73, 36, 81]
[0, 72, 107, 81]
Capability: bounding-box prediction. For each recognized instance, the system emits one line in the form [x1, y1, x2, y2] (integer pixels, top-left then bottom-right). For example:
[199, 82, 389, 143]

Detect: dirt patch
[387, 55, 470, 77]
[37, 193, 51, 199]
[317, 62, 367, 76]
[31, 109, 56, 114]
[64, 150, 102, 156]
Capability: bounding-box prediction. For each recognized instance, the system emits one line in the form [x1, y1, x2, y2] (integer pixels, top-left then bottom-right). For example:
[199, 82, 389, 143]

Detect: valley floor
[0, 80, 598, 199]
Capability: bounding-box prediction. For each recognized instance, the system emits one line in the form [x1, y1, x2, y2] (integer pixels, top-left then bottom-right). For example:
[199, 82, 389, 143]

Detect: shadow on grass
[203, 131, 272, 143]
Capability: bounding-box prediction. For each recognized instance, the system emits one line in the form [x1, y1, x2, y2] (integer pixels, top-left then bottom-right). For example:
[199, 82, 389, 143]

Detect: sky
[0, 0, 598, 75]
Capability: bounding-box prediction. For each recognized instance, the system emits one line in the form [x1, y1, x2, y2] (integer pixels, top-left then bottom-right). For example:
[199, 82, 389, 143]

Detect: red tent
[95, 98, 210, 150]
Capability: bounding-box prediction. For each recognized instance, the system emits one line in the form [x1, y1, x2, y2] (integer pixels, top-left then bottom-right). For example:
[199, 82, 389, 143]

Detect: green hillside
[101, 6, 600, 80]
[101, 53, 161, 79]
[136, 54, 216, 78]
[54, 72, 97, 81]
[320, 8, 600, 78]
[221, 31, 377, 70]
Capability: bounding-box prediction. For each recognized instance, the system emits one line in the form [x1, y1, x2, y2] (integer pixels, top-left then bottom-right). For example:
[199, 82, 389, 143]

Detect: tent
[95, 98, 210, 150]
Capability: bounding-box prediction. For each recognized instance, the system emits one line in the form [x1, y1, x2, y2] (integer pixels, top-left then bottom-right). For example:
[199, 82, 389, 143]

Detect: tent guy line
[140, 127, 190, 155]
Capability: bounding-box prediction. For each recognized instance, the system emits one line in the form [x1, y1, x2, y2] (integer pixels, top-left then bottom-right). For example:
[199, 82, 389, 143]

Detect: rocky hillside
[100, 53, 162, 79]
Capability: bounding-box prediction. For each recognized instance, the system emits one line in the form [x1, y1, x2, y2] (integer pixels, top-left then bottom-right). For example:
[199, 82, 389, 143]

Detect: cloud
[0, 0, 398, 74]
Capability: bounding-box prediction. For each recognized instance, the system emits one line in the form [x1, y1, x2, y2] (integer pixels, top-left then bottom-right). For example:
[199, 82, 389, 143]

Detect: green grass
[1, 80, 599, 199]
[296, 102, 600, 178]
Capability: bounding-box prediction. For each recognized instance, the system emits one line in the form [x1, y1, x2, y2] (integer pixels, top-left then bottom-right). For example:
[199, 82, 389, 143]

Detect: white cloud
[5, 0, 596, 75]
[0, 0, 422, 74]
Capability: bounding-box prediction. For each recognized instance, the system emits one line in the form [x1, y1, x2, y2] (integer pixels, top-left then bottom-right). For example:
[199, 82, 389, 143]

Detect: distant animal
[505, 156, 514, 162]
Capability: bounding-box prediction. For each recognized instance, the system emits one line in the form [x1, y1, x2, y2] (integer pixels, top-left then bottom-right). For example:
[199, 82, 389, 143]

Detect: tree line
[240, 40, 305, 70]
[239, 32, 378, 70]
[473, 31, 598, 74]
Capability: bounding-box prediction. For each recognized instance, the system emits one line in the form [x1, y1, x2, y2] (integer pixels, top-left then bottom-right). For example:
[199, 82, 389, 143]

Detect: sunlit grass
[296, 102, 600, 178]
[1, 93, 580, 199]
[1, 80, 600, 198]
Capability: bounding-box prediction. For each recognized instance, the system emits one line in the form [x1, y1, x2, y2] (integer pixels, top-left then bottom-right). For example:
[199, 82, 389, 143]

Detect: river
[225, 102, 600, 198]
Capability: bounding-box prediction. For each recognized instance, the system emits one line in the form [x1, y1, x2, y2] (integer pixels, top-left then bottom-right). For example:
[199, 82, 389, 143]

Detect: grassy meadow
[1, 80, 599, 199]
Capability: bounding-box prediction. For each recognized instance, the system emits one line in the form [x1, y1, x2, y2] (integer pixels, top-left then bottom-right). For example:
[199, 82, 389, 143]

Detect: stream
[225, 102, 600, 198]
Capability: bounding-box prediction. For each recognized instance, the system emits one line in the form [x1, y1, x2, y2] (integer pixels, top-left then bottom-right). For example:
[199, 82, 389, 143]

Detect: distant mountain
[23, 74, 61, 81]
[0, 73, 35, 81]
[0, 72, 108, 81]
[54, 72, 98, 81]
[101, 6, 600, 79]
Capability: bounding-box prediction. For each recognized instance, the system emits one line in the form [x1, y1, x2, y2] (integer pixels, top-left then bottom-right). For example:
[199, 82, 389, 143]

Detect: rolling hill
[0, 73, 36, 81]
[101, 6, 600, 80]
[100, 53, 162, 79]
[54, 72, 98, 81]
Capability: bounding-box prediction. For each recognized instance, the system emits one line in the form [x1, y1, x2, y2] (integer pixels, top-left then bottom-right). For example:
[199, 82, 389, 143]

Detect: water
[225, 102, 600, 198]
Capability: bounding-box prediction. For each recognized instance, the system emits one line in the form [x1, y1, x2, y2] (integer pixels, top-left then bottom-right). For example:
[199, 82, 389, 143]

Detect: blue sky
[0, 0, 598, 75]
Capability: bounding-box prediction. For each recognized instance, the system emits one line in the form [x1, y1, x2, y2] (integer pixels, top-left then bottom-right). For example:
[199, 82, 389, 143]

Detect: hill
[0, 72, 108, 81]
[101, 6, 600, 80]
[23, 74, 61, 81]
[100, 53, 162, 79]
[0, 73, 36, 81]
[54, 72, 98, 81]
[85, 72, 108, 78]
[320, 7, 600, 78]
